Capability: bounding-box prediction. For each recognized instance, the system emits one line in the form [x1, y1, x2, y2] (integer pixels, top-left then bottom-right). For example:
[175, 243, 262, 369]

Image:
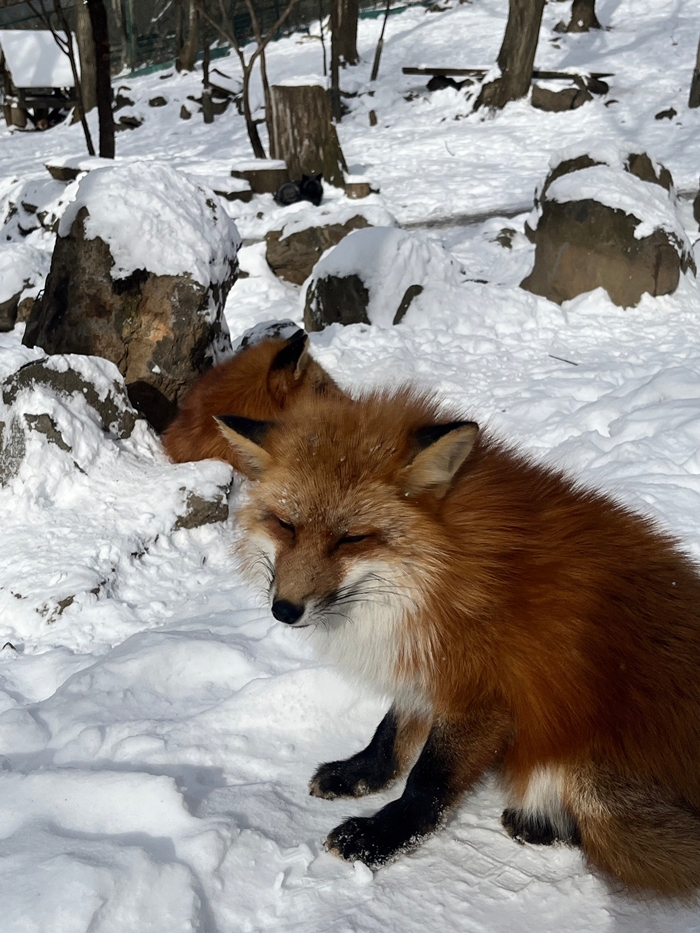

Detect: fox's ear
[215, 415, 273, 478]
[270, 329, 309, 380]
[399, 421, 478, 498]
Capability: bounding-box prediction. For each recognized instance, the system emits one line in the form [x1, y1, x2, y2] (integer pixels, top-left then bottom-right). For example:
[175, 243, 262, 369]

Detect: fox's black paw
[309, 758, 392, 800]
[326, 815, 401, 867]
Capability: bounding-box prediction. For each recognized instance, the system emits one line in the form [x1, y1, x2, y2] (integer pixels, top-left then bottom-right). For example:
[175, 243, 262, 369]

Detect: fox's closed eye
[274, 516, 295, 533]
[338, 533, 371, 546]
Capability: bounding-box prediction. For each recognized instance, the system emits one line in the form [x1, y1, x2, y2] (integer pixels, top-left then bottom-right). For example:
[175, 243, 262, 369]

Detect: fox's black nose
[271, 599, 305, 625]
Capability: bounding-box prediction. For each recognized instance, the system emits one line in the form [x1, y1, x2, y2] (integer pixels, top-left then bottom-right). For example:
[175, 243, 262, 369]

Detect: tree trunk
[86, 0, 115, 158]
[178, 0, 199, 72]
[331, 0, 359, 67]
[566, 0, 601, 32]
[269, 84, 347, 187]
[243, 68, 266, 158]
[690, 33, 700, 108]
[475, 0, 546, 110]
[75, 0, 97, 113]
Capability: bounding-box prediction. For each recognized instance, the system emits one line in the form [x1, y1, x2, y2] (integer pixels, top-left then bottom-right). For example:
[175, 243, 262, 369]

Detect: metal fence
[0, 0, 393, 75]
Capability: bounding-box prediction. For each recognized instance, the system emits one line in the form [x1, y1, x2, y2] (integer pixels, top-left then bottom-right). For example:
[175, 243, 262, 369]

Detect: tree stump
[231, 160, 289, 194]
[269, 85, 347, 189]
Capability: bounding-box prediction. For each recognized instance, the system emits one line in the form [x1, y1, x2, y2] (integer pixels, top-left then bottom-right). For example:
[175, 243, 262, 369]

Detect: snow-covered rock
[23, 162, 241, 432]
[303, 226, 464, 330]
[522, 150, 696, 307]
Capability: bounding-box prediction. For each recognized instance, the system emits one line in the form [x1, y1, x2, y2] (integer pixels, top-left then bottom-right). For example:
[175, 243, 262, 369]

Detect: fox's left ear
[215, 415, 274, 479]
[399, 421, 478, 499]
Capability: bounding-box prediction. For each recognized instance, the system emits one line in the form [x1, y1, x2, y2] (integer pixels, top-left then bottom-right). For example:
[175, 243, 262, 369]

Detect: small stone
[173, 488, 231, 530]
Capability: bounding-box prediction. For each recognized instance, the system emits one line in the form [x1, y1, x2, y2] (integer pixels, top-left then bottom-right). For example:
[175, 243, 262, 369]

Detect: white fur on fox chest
[308, 560, 431, 713]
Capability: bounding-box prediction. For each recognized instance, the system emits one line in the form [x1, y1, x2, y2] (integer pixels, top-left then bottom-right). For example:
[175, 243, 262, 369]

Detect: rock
[266, 215, 371, 285]
[116, 115, 144, 131]
[0, 353, 232, 540]
[173, 488, 230, 530]
[149, 96, 167, 107]
[0, 354, 140, 485]
[306, 274, 370, 330]
[531, 83, 592, 112]
[0, 292, 21, 332]
[2, 357, 138, 439]
[655, 107, 677, 120]
[180, 105, 192, 120]
[304, 226, 462, 331]
[46, 164, 82, 182]
[521, 151, 695, 307]
[23, 162, 240, 433]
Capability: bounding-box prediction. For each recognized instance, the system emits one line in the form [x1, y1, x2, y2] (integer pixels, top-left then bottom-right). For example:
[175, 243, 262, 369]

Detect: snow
[0, 243, 50, 304]
[58, 161, 241, 285]
[0, 29, 78, 89]
[0, 0, 700, 930]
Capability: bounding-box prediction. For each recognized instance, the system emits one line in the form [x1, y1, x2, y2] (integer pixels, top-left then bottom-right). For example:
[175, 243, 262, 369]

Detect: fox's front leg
[326, 707, 511, 867]
[310, 705, 430, 800]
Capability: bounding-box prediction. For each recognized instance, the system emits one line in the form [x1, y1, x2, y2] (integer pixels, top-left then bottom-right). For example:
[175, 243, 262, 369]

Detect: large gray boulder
[521, 152, 695, 307]
[23, 162, 240, 433]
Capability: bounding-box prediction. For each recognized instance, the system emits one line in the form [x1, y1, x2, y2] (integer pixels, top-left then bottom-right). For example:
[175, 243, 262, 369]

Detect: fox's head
[217, 390, 478, 695]
[229, 327, 343, 415]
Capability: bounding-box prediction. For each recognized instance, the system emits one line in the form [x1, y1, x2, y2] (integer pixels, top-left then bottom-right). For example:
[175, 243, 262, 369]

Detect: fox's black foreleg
[310, 706, 404, 800]
[326, 709, 511, 867]
[310, 705, 431, 800]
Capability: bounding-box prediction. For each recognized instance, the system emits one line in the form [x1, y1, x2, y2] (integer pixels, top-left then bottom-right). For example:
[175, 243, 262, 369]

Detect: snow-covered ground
[2, 0, 700, 930]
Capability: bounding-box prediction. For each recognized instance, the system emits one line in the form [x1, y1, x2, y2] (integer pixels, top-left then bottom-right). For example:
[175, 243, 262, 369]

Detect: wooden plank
[402, 66, 613, 79]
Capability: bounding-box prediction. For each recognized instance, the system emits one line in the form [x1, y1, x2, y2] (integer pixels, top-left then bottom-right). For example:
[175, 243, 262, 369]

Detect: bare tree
[329, 0, 359, 120]
[690, 33, 700, 108]
[86, 0, 114, 157]
[198, 0, 303, 159]
[331, 0, 359, 67]
[177, 0, 200, 71]
[475, 0, 546, 110]
[26, 0, 95, 154]
[566, 0, 600, 32]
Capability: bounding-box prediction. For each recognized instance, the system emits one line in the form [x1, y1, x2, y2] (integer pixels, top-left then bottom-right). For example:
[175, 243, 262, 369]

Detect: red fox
[161, 324, 342, 471]
[216, 387, 700, 895]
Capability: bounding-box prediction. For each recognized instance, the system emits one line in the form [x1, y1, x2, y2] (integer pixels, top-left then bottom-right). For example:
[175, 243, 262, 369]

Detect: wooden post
[269, 84, 347, 188]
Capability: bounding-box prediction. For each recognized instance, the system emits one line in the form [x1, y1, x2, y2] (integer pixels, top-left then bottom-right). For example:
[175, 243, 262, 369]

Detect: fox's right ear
[400, 421, 478, 499]
[215, 415, 274, 478]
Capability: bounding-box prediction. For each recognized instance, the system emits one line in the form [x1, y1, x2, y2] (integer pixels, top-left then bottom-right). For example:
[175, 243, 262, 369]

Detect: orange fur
[161, 330, 343, 471]
[224, 387, 700, 895]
